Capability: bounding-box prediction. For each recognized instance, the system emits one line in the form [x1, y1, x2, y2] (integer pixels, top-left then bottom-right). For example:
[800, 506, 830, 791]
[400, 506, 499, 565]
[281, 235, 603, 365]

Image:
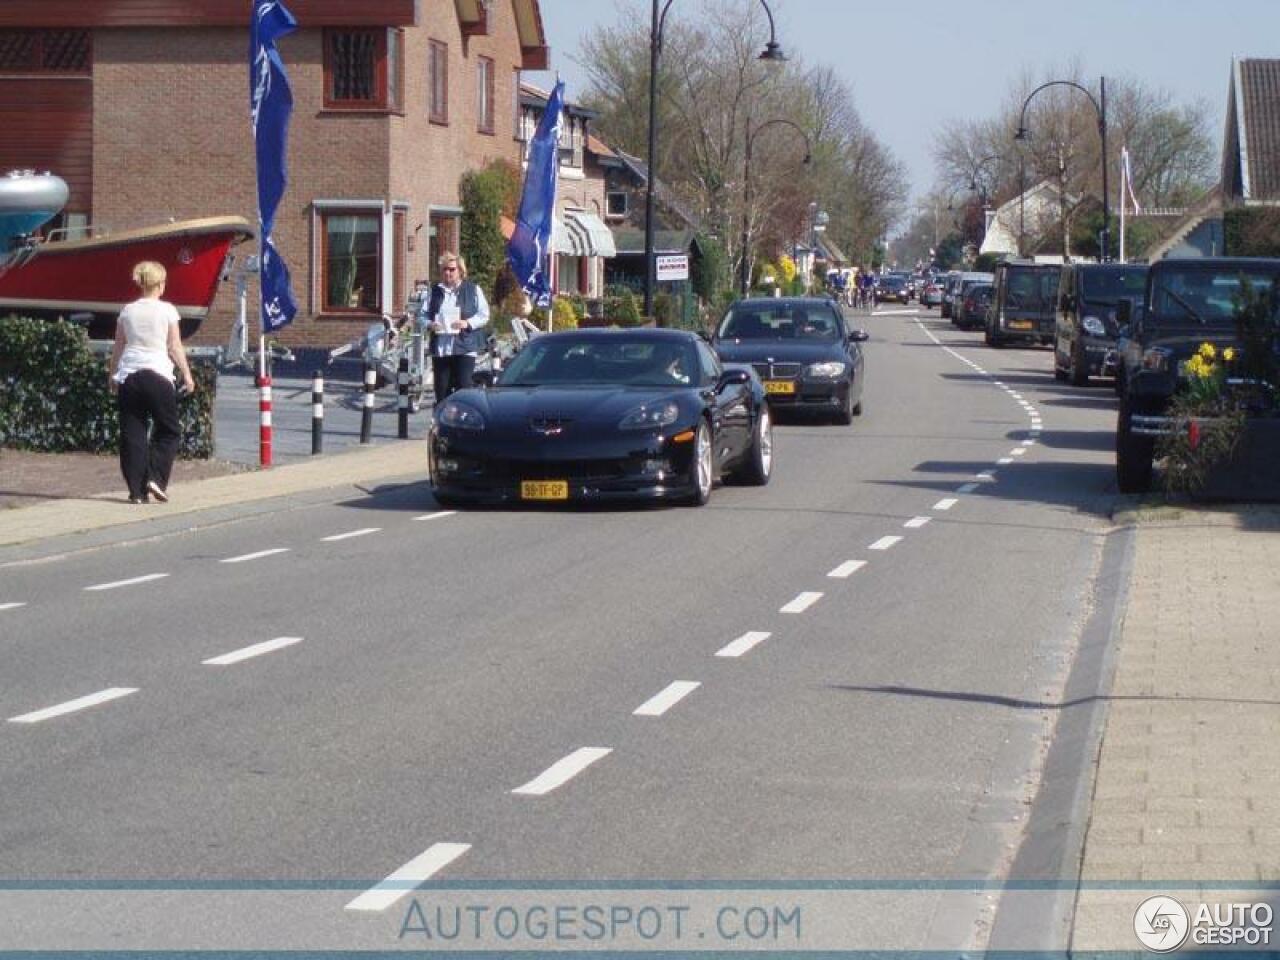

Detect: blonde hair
[132, 260, 167, 294]
[438, 251, 468, 279]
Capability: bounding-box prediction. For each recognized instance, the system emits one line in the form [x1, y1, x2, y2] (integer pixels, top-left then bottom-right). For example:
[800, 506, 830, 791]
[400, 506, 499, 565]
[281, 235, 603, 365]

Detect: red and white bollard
[258, 372, 273, 467]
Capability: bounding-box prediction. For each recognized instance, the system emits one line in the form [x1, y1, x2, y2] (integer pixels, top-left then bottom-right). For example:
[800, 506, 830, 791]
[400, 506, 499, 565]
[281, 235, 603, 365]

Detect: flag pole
[1119, 147, 1127, 264]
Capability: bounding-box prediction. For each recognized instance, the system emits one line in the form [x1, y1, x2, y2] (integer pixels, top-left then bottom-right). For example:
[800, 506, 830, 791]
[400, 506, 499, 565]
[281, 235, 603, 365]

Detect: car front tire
[736, 407, 773, 485]
[1069, 338, 1089, 386]
[686, 419, 714, 506]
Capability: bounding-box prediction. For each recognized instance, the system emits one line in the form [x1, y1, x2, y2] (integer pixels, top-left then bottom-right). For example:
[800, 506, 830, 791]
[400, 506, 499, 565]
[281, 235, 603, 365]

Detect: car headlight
[1081, 315, 1106, 336]
[806, 361, 847, 378]
[619, 400, 679, 430]
[437, 400, 485, 430]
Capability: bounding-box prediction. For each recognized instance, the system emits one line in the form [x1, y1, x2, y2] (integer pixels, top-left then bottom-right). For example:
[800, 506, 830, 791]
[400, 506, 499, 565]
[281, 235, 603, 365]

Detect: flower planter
[1192, 416, 1280, 502]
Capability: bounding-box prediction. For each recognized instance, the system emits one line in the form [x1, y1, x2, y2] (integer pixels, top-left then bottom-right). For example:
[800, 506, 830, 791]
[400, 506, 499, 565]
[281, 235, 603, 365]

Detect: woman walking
[108, 260, 195, 504]
[419, 252, 490, 403]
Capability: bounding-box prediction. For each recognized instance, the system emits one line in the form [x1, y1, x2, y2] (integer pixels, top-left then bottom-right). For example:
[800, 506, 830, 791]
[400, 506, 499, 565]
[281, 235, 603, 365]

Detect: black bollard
[397, 353, 409, 439]
[311, 370, 324, 455]
[360, 363, 375, 444]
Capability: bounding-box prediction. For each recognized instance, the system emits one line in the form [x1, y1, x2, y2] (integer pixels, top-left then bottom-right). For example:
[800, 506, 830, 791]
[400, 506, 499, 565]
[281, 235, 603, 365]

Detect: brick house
[0, 0, 549, 348]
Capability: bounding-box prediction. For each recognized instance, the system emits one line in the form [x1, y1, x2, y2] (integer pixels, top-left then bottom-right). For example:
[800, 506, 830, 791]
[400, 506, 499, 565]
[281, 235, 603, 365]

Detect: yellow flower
[1198, 342, 1216, 360]
[1223, 347, 1236, 363]
[1184, 355, 1213, 378]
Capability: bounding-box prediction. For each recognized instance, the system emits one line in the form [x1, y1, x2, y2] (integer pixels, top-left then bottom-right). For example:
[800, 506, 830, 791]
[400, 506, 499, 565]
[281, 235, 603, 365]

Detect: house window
[0, 30, 91, 75]
[428, 40, 448, 124]
[477, 56, 495, 134]
[324, 28, 403, 111]
[321, 211, 382, 313]
[607, 192, 628, 218]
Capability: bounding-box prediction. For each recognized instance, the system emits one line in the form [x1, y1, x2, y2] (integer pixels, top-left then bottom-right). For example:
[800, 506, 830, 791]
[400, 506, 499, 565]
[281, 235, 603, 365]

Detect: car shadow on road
[828, 683, 1280, 710]
[333, 480, 682, 515]
[885, 459, 1118, 516]
[1018, 429, 1114, 454]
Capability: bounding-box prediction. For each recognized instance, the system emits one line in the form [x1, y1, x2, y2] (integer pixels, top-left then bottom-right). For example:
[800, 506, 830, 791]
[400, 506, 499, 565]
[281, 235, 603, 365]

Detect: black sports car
[711, 297, 868, 423]
[428, 329, 773, 506]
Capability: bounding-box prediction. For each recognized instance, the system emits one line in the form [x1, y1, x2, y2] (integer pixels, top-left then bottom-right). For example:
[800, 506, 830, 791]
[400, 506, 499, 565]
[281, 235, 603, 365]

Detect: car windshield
[499, 337, 698, 387]
[1150, 268, 1280, 327]
[718, 304, 842, 341]
[1081, 267, 1148, 304]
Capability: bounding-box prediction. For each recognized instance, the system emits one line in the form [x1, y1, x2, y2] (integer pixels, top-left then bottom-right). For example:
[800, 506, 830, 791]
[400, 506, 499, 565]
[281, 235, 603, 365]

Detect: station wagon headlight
[1081, 315, 1106, 336]
[619, 400, 679, 430]
[437, 400, 485, 430]
[806, 361, 847, 379]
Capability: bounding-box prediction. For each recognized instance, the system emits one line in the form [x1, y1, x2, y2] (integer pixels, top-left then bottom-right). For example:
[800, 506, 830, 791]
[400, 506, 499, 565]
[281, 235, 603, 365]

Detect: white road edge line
[322, 528, 381, 542]
[716, 631, 770, 658]
[957, 483, 980, 494]
[220, 548, 290, 565]
[512, 747, 612, 796]
[932, 498, 958, 511]
[869, 536, 902, 551]
[203, 636, 303, 666]
[414, 511, 457, 522]
[633, 681, 701, 717]
[9, 687, 139, 724]
[84, 573, 169, 592]
[780, 591, 823, 613]
[344, 843, 472, 912]
[0, 602, 26, 611]
[827, 560, 867, 579]
[904, 516, 931, 529]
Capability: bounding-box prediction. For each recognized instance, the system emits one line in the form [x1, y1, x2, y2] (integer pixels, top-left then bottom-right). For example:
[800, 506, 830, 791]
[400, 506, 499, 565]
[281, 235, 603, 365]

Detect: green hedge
[0, 315, 217, 458]
[1225, 207, 1280, 257]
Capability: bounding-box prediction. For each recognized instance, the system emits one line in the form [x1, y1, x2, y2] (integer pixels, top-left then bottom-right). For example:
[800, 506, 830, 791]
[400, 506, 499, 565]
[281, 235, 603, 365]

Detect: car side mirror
[848, 329, 870, 343]
[717, 368, 751, 390]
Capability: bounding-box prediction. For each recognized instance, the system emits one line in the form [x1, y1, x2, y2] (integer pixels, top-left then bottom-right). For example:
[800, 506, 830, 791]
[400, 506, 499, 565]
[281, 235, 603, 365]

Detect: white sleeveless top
[114, 298, 180, 382]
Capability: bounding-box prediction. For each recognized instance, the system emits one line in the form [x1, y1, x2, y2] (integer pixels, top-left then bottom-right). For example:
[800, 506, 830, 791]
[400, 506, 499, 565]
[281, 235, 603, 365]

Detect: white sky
[529, 0, 1279, 215]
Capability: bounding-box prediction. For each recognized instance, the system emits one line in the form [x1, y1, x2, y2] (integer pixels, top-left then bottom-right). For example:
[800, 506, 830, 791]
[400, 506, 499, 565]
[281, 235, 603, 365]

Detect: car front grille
[751, 362, 803, 379]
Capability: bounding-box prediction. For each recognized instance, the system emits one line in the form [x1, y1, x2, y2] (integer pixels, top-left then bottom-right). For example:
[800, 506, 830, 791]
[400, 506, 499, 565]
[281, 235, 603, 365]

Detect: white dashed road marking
[869, 536, 902, 551]
[414, 511, 457, 522]
[221, 548, 290, 564]
[512, 747, 612, 796]
[904, 516, 931, 529]
[344, 843, 472, 912]
[932, 498, 958, 511]
[9, 687, 138, 724]
[780, 592, 823, 613]
[84, 574, 169, 592]
[957, 483, 980, 494]
[0, 602, 26, 612]
[322, 528, 381, 542]
[202, 636, 303, 666]
[827, 560, 867, 579]
[976, 471, 995, 481]
[633, 681, 701, 717]
[716, 631, 770, 658]
[998, 458, 1014, 465]
[1012, 448, 1028, 457]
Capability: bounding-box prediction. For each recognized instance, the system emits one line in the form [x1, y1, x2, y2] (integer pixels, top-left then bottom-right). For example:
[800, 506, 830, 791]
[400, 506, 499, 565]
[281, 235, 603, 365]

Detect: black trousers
[117, 369, 180, 499]
[432, 354, 475, 404]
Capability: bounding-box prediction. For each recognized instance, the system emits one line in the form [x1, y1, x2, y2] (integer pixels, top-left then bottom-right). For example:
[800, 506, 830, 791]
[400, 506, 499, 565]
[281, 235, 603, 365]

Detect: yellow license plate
[764, 380, 796, 395]
[1009, 320, 1033, 330]
[521, 480, 569, 500]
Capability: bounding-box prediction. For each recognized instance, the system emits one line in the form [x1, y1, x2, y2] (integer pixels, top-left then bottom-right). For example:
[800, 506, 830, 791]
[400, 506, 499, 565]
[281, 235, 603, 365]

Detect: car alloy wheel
[691, 419, 713, 505]
[758, 408, 773, 477]
[736, 407, 773, 486]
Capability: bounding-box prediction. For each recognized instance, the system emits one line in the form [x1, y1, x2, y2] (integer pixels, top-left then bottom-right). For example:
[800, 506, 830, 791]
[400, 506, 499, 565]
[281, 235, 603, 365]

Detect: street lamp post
[645, 0, 786, 321]
[1014, 77, 1109, 261]
[739, 116, 810, 296]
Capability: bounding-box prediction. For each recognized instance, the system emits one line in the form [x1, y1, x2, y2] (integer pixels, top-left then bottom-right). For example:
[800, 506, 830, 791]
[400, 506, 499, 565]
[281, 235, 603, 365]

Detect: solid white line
[0, 602, 25, 612]
[827, 560, 867, 579]
[84, 573, 168, 592]
[322, 527, 381, 542]
[633, 681, 701, 717]
[780, 591, 824, 613]
[344, 843, 472, 912]
[220, 548, 290, 564]
[932, 498, 958, 511]
[904, 516, 931, 529]
[414, 511, 457, 522]
[869, 536, 902, 551]
[716, 631, 770, 658]
[9, 687, 138, 724]
[957, 483, 980, 494]
[512, 747, 612, 796]
[202, 636, 302, 666]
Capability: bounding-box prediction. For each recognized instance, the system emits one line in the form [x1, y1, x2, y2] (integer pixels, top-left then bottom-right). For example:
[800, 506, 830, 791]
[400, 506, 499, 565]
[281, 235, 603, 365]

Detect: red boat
[0, 215, 255, 339]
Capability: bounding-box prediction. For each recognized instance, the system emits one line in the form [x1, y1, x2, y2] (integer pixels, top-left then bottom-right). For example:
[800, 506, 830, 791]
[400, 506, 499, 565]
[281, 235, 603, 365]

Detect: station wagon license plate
[521, 480, 569, 500]
[1009, 320, 1034, 330]
[764, 380, 796, 395]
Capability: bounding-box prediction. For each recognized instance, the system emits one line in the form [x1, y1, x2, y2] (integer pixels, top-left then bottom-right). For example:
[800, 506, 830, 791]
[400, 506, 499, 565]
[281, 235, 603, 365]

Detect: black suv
[1114, 257, 1280, 492]
[1053, 263, 1148, 385]
[986, 261, 1060, 347]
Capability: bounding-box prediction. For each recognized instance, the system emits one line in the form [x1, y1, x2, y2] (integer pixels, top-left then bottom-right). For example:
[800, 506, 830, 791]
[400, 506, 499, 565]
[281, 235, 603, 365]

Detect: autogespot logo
[1135, 896, 1190, 952]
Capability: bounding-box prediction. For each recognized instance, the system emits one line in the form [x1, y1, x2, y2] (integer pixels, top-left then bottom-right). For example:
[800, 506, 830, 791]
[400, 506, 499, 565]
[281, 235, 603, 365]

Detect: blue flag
[508, 80, 564, 306]
[250, 0, 298, 332]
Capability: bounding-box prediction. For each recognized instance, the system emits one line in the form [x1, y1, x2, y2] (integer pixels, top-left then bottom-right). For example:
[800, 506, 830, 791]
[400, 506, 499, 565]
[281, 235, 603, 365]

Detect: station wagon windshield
[1151, 268, 1280, 326]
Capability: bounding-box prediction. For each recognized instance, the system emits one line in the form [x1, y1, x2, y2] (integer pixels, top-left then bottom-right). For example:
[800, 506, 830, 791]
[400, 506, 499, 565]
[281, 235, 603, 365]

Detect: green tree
[460, 160, 521, 298]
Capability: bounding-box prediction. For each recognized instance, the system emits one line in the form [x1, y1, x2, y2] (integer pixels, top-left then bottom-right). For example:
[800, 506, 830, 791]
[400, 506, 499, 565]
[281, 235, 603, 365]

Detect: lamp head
[758, 41, 786, 62]
[1014, 126, 1028, 142]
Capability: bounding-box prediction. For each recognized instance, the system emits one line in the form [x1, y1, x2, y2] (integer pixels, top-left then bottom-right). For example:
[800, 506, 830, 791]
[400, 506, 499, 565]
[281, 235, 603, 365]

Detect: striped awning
[551, 210, 617, 258]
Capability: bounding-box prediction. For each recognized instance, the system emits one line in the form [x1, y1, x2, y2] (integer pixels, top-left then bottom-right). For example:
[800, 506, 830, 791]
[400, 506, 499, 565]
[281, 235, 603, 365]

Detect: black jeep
[1114, 257, 1280, 492]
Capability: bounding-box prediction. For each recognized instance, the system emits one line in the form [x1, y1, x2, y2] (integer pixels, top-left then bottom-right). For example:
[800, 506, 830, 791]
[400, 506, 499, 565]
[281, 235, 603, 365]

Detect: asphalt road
[0, 303, 1123, 951]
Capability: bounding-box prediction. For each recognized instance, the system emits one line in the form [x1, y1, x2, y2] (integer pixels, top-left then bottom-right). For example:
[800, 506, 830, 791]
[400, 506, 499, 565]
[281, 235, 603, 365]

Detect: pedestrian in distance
[107, 260, 195, 504]
[419, 252, 490, 404]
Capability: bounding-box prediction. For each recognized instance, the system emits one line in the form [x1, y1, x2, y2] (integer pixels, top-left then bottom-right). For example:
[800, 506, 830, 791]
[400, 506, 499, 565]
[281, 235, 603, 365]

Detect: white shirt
[427, 283, 490, 357]
[114, 298, 180, 382]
